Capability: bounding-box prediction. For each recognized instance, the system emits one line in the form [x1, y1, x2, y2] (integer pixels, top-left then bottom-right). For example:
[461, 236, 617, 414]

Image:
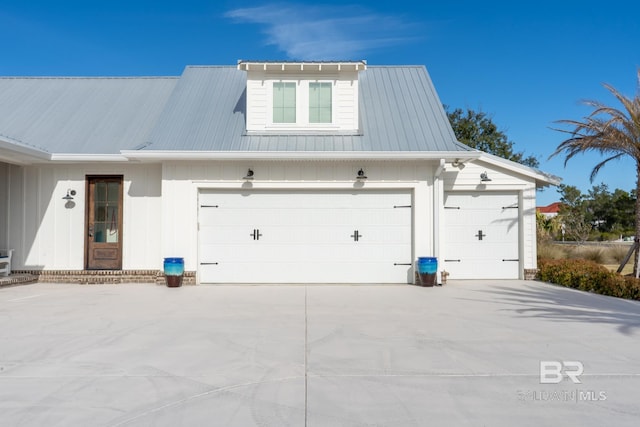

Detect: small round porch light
[243, 169, 254, 180]
[62, 189, 76, 200]
[480, 172, 492, 182]
[356, 168, 367, 180]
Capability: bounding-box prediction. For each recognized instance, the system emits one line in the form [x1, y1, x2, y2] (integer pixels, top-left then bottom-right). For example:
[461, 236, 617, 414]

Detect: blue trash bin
[164, 257, 184, 287]
[417, 257, 438, 287]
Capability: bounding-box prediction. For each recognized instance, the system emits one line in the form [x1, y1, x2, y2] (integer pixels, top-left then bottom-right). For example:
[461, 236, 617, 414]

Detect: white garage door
[443, 192, 520, 279]
[198, 190, 412, 283]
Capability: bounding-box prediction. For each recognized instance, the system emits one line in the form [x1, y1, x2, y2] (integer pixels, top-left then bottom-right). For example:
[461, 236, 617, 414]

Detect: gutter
[50, 154, 131, 162]
[0, 138, 51, 163]
[120, 150, 483, 162]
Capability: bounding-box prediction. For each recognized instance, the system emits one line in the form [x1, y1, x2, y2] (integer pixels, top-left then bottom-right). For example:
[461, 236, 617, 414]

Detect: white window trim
[267, 79, 338, 130]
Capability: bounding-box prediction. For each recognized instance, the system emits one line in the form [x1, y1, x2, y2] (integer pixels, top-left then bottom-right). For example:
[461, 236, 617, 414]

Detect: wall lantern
[480, 172, 492, 182]
[243, 169, 254, 180]
[63, 189, 76, 200]
[356, 168, 367, 180]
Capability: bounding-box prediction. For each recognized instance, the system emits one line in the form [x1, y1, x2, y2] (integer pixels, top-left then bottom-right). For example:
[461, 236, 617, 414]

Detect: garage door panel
[204, 262, 411, 284]
[444, 192, 519, 279]
[199, 190, 412, 283]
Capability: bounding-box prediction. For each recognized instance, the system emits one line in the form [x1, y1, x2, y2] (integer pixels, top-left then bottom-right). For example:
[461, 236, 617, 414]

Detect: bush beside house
[537, 258, 640, 300]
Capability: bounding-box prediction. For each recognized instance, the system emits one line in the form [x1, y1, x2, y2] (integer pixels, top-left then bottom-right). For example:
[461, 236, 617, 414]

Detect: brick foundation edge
[12, 270, 197, 285]
[524, 269, 538, 280]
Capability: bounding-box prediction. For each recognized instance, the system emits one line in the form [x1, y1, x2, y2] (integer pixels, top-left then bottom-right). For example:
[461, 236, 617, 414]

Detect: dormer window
[273, 82, 296, 123]
[239, 60, 366, 134]
[309, 82, 332, 123]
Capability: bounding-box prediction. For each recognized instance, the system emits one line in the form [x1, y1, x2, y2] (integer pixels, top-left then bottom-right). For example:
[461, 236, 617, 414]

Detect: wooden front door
[86, 176, 123, 270]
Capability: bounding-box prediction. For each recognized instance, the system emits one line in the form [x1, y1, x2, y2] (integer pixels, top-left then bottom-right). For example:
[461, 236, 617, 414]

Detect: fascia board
[121, 150, 482, 162]
[0, 138, 51, 163]
[476, 153, 561, 186]
[50, 154, 131, 162]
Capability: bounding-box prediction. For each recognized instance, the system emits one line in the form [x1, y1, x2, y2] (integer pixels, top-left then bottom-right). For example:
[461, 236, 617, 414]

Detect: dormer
[238, 60, 366, 134]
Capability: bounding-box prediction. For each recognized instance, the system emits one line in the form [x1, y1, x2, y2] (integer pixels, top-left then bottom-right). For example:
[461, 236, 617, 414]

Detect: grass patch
[568, 246, 607, 264]
[537, 243, 567, 260]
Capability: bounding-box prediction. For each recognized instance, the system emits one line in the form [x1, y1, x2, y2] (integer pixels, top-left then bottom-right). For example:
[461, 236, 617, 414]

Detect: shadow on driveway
[469, 281, 640, 335]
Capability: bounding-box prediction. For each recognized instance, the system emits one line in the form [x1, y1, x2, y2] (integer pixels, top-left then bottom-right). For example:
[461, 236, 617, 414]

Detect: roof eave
[121, 150, 481, 162]
[0, 138, 51, 165]
[476, 152, 562, 187]
[49, 154, 131, 162]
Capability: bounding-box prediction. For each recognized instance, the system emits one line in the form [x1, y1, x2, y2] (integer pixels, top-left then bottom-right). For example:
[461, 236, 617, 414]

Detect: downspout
[433, 159, 446, 264]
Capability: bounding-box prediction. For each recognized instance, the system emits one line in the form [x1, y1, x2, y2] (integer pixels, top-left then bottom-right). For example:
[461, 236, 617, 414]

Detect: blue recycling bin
[417, 257, 438, 287]
[164, 257, 184, 287]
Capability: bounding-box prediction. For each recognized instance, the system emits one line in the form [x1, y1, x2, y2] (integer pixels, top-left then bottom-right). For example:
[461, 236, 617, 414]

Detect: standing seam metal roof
[145, 65, 470, 153]
[0, 66, 471, 155]
[0, 77, 178, 154]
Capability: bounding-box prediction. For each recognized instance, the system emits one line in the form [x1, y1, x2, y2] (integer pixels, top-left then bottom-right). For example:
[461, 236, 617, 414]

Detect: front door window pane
[93, 181, 120, 243]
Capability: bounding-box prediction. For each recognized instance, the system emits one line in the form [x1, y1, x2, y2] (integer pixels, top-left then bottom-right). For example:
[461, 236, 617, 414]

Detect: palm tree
[551, 69, 640, 277]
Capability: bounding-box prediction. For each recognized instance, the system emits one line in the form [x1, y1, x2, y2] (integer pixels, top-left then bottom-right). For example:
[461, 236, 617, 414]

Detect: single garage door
[198, 190, 413, 283]
[443, 192, 520, 279]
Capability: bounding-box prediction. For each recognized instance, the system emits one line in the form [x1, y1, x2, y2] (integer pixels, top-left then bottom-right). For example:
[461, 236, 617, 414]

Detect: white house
[0, 61, 559, 284]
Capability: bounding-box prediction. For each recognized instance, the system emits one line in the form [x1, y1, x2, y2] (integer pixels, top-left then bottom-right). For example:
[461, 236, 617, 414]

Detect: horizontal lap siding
[246, 71, 359, 132]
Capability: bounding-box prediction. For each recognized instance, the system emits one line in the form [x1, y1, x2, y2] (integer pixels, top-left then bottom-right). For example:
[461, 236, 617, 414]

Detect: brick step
[11, 270, 196, 285]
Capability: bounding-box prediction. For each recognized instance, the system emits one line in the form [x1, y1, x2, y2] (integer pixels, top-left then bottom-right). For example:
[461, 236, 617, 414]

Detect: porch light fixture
[62, 189, 76, 200]
[480, 172, 492, 182]
[243, 169, 254, 180]
[356, 168, 367, 180]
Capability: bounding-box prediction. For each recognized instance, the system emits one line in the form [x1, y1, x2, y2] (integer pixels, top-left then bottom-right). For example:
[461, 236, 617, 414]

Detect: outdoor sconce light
[480, 172, 492, 182]
[356, 168, 367, 180]
[62, 189, 76, 200]
[243, 169, 254, 180]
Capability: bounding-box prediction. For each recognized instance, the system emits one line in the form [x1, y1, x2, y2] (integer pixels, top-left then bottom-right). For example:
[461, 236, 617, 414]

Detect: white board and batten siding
[441, 160, 539, 279]
[0, 163, 162, 270]
[162, 161, 434, 284]
[198, 190, 412, 283]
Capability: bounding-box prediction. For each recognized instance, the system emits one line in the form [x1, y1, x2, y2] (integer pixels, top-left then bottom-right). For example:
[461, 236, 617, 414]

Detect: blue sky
[2, 0, 639, 205]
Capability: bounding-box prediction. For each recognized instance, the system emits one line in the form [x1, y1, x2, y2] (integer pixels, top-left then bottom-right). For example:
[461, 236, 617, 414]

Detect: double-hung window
[309, 82, 332, 123]
[273, 82, 296, 123]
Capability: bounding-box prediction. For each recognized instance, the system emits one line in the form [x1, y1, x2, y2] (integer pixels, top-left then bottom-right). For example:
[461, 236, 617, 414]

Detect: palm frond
[589, 152, 627, 181]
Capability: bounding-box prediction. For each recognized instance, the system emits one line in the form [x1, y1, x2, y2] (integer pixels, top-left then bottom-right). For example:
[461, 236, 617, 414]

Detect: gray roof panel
[146, 65, 469, 153]
[0, 65, 470, 155]
[0, 77, 178, 154]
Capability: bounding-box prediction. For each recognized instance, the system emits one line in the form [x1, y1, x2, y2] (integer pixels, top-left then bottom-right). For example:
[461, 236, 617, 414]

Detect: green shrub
[537, 258, 640, 300]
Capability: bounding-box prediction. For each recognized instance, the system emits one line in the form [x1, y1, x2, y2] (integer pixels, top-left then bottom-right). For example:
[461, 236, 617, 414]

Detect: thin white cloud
[225, 3, 418, 60]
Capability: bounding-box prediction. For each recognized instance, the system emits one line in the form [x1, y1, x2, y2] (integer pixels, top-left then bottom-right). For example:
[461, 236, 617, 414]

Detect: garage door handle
[250, 229, 263, 240]
[350, 230, 362, 242]
[200, 262, 219, 265]
[502, 259, 519, 262]
[444, 259, 461, 262]
[394, 263, 412, 266]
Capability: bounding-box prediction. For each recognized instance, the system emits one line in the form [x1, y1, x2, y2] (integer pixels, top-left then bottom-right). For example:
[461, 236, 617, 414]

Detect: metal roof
[144, 65, 469, 153]
[0, 65, 470, 156]
[0, 76, 178, 155]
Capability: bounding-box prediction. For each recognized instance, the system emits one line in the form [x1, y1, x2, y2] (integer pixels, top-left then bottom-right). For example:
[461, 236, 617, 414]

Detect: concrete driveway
[0, 280, 638, 426]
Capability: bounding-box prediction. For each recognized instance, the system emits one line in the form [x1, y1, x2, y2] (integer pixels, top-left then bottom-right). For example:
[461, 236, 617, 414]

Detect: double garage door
[198, 190, 413, 283]
[443, 192, 520, 279]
